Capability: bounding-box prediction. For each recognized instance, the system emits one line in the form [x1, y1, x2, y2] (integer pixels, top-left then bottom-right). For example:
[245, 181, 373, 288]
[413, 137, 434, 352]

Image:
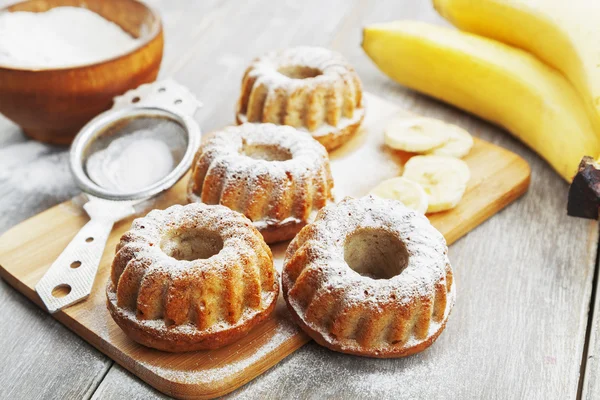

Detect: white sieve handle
[35, 198, 135, 313]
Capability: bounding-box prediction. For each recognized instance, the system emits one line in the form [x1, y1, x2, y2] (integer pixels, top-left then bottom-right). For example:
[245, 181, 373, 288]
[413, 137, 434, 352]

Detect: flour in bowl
[0, 6, 142, 68]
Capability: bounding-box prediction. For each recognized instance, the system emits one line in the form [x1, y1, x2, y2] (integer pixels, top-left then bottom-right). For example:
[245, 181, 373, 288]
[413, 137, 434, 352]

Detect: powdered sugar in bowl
[0, 0, 163, 145]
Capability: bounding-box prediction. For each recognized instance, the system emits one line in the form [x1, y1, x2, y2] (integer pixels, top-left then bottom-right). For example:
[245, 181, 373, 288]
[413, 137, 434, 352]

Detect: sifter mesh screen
[82, 114, 188, 193]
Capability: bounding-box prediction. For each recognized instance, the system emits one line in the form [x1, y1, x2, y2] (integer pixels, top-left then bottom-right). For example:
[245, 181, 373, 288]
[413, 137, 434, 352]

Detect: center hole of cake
[242, 143, 292, 161]
[278, 65, 323, 79]
[160, 229, 224, 261]
[344, 228, 409, 280]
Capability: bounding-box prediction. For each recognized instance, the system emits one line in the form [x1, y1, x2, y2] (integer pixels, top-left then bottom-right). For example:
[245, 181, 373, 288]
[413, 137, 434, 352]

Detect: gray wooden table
[1, 0, 599, 399]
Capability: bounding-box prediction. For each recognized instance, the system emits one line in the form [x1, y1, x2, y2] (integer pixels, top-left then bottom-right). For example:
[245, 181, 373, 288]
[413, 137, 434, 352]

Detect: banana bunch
[433, 0, 600, 133]
[362, 8, 600, 183]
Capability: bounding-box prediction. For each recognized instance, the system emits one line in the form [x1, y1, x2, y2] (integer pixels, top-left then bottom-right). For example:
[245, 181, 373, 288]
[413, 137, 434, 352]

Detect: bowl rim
[0, 0, 163, 73]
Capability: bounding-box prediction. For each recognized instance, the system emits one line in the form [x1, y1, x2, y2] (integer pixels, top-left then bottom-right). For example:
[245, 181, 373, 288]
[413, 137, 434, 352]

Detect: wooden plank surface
[583, 282, 600, 399]
[0, 93, 530, 399]
[0, 0, 598, 399]
[583, 265, 600, 399]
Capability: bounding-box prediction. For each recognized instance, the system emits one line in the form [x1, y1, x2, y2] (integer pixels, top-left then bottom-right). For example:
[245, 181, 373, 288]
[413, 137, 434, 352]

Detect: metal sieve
[36, 79, 202, 313]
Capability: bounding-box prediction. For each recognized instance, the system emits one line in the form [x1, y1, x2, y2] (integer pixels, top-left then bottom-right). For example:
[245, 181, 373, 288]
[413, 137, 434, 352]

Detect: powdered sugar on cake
[106, 203, 279, 351]
[282, 196, 455, 356]
[236, 46, 364, 149]
[187, 123, 334, 242]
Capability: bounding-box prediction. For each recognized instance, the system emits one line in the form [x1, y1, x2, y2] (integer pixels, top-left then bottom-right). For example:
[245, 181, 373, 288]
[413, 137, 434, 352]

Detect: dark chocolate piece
[567, 156, 600, 219]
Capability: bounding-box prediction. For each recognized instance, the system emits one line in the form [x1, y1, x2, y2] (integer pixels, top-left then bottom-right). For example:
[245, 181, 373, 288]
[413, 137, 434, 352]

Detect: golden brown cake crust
[106, 203, 279, 352]
[107, 281, 278, 352]
[282, 280, 449, 358]
[187, 123, 334, 244]
[282, 196, 456, 358]
[236, 46, 365, 152]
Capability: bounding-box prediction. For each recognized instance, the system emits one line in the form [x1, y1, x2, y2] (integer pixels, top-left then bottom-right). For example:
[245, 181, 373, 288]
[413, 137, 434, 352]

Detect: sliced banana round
[384, 117, 451, 152]
[370, 177, 429, 214]
[403, 155, 471, 213]
[427, 123, 474, 158]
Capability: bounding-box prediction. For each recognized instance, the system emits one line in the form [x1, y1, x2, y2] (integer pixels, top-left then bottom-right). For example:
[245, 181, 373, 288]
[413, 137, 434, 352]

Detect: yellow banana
[433, 0, 600, 132]
[362, 21, 600, 182]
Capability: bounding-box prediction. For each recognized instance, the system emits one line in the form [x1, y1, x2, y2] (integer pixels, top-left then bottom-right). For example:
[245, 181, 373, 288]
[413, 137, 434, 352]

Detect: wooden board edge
[96, 322, 309, 399]
[0, 260, 311, 399]
[143, 334, 310, 399]
[446, 153, 531, 245]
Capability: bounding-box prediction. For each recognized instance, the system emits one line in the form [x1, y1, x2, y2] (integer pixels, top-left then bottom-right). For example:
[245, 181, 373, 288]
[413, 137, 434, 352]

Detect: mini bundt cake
[282, 196, 455, 358]
[236, 46, 365, 151]
[106, 203, 279, 352]
[187, 123, 334, 244]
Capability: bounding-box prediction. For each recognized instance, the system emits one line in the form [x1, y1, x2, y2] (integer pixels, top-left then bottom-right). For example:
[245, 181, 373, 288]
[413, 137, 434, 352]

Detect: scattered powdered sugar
[0, 140, 78, 233]
[328, 109, 402, 198]
[87, 129, 175, 193]
[141, 316, 299, 384]
[0, 7, 142, 68]
[216, 53, 244, 69]
[230, 338, 459, 399]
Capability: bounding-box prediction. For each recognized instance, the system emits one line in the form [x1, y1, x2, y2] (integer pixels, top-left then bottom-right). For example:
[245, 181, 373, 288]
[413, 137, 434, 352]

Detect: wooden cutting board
[0, 93, 530, 399]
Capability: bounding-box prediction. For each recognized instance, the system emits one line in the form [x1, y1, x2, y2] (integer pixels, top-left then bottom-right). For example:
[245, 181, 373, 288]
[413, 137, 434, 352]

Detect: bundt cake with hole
[187, 123, 334, 244]
[236, 46, 365, 151]
[106, 203, 279, 352]
[282, 196, 455, 358]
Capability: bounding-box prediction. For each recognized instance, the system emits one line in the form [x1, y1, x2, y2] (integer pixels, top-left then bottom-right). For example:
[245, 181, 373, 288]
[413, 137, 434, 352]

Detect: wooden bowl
[0, 0, 164, 145]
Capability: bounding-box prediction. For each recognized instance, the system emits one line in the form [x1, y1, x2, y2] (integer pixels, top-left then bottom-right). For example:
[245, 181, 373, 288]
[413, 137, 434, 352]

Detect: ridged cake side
[187, 123, 334, 243]
[282, 196, 455, 358]
[236, 46, 365, 150]
[106, 203, 279, 352]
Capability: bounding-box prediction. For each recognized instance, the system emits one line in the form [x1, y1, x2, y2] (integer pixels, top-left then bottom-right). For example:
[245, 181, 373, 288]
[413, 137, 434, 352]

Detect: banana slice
[370, 177, 429, 214]
[427, 124, 474, 158]
[384, 117, 450, 152]
[403, 155, 471, 213]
